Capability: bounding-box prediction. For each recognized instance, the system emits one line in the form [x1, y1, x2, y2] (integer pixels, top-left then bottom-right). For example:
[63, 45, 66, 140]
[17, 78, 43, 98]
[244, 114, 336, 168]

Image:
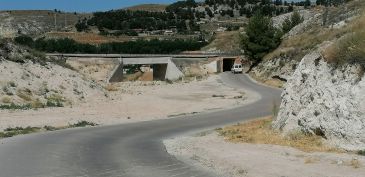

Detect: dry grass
[347, 159, 362, 169]
[323, 11, 365, 67]
[16, 89, 33, 102]
[202, 31, 242, 53]
[304, 157, 320, 164]
[249, 73, 285, 88]
[218, 117, 340, 153]
[266, 26, 349, 62]
[1, 97, 12, 104]
[266, 0, 365, 62]
[104, 84, 119, 92]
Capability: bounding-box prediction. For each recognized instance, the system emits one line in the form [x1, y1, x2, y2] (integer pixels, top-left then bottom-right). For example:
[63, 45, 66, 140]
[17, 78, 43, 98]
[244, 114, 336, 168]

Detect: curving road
[0, 73, 281, 177]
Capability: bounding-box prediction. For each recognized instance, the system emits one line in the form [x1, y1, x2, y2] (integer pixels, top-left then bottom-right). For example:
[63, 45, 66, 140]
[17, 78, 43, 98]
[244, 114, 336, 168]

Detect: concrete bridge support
[108, 57, 184, 83]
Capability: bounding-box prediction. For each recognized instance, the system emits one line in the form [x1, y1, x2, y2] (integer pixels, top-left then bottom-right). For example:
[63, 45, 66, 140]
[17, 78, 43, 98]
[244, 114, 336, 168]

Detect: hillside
[0, 10, 90, 38]
[0, 39, 104, 109]
[202, 31, 242, 53]
[124, 4, 167, 12]
[245, 0, 365, 150]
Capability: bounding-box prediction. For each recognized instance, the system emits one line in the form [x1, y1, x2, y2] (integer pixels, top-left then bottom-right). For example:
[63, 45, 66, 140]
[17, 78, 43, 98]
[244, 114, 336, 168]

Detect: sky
[0, 0, 178, 13]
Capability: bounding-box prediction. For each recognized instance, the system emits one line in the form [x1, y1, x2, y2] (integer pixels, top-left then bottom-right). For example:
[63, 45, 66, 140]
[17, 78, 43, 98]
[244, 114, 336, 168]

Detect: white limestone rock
[273, 51, 365, 150]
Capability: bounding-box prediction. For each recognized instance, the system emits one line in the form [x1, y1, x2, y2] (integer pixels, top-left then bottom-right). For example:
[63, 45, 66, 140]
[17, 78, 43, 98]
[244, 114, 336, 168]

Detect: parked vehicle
[231, 64, 243, 74]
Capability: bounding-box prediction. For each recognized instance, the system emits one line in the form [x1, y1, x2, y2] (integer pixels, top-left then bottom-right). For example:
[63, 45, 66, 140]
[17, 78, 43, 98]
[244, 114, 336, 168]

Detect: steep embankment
[273, 1, 365, 150]
[251, 1, 364, 86]
[0, 40, 104, 109]
[273, 50, 365, 150]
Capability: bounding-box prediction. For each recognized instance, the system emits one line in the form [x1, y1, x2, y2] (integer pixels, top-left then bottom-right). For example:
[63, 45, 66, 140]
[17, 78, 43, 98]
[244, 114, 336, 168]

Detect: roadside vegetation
[0, 121, 98, 138]
[217, 117, 341, 152]
[265, 0, 364, 63]
[323, 10, 365, 68]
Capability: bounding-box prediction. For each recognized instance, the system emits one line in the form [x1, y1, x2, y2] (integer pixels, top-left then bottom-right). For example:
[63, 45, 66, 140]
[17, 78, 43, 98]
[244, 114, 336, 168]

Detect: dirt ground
[164, 131, 365, 177]
[0, 75, 256, 130]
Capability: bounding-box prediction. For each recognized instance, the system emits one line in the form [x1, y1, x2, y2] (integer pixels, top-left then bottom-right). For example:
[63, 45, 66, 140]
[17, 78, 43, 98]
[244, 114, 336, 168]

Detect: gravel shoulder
[164, 131, 365, 177]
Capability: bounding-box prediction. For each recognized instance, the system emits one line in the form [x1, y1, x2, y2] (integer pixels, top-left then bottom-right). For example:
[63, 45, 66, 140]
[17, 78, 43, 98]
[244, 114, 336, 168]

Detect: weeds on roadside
[0, 103, 31, 110]
[0, 121, 98, 139]
[217, 117, 340, 152]
[0, 126, 41, 138]
[69, 121, 98, 128]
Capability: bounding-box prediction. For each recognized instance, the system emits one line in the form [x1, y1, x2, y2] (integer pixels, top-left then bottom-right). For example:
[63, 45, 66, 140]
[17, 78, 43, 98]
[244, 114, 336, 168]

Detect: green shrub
[14, 35, 34, 46]
[282, 11, 304, 33]
[0, 126, 41, 138]
[43, 125, 58, 131]
[69, 121, 98, 128]
[0, 103, 31, 110]
[358, 150, 365, 156]
[45, 94, 65, 107]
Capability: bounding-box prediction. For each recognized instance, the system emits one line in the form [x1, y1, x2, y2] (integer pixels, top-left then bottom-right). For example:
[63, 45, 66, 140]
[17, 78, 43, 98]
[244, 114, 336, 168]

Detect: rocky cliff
[273, 51, 365, 150]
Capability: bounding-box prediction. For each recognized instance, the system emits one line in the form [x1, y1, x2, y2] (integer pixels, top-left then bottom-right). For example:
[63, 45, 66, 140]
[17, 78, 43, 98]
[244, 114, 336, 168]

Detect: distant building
[216, 27, 227, 32]
[164, 30, 174, 36]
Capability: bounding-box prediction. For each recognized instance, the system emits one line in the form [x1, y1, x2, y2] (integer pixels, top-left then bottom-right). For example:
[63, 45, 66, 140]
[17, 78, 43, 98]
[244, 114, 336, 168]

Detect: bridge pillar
[109, 59, 124, 83]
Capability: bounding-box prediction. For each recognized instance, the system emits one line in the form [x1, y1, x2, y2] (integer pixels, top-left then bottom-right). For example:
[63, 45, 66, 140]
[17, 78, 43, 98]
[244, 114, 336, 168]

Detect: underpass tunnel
[223, 58, 235, 72]
[118, 64, 167, 81]
[152, 64, 168, 81]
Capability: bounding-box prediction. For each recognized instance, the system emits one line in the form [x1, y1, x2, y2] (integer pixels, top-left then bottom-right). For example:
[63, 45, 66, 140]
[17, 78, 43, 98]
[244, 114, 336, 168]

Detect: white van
[231, 64, 243, 74]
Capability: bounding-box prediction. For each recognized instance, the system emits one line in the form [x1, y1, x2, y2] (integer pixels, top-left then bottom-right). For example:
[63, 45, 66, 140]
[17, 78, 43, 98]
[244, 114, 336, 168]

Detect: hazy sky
[0, 0, 178, 12]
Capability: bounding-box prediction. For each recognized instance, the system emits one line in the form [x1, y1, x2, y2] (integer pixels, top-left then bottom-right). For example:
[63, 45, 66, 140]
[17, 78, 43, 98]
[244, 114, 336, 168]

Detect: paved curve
[0, 73, 281, 177]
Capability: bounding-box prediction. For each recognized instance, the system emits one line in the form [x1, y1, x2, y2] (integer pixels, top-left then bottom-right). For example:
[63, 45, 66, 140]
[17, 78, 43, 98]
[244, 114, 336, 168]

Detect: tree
[282, 11, 304, 33]
[291, 11, 304, 27]
[304, 0, 311, 8]
[14, 35, 34, 47]
[205, 7, 214, 17]
[241, 13, 282, 69]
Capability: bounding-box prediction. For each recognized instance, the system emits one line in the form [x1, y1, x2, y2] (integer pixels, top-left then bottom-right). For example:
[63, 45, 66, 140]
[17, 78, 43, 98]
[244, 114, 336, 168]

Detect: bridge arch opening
[223, 58, 235, 72]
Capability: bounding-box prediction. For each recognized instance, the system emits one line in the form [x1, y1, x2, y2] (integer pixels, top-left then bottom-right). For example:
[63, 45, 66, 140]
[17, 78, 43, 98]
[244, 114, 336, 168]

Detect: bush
[0, 126, 41, 138]
[324, 14, 365, 67]
[46, 94, 65, 107]
[14, 35, 34, 46]
[358, 150, 365, 156]
[0, 103, 31, 110]
[69, 121, 98, 128]
[282, 11, 304, 33]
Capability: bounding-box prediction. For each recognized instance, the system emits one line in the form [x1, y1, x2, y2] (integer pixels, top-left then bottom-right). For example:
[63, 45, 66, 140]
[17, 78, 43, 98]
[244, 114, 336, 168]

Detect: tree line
[14, 35, 207, 54]
[76, 1, 203, 35]
[75, 0, 315, 35]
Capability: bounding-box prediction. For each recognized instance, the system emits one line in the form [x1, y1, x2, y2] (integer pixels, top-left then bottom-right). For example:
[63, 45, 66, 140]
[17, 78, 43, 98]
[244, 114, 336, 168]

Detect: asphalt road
[0, 73, 281, 177]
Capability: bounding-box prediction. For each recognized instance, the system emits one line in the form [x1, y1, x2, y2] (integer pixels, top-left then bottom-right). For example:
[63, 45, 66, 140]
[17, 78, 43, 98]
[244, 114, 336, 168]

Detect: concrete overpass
[47, 53, 243, 82]
[109, 57, 184, 82]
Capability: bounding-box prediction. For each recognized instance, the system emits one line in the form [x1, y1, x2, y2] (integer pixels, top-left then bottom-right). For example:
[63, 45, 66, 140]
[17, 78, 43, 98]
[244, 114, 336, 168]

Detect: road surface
[0, 73, 281, 177]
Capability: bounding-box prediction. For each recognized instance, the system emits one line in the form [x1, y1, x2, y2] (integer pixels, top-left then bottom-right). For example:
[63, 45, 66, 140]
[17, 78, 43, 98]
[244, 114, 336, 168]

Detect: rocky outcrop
[273, 51, 365, 150]
[251, 57, 298, 83]
[272, 10, 316, 29]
